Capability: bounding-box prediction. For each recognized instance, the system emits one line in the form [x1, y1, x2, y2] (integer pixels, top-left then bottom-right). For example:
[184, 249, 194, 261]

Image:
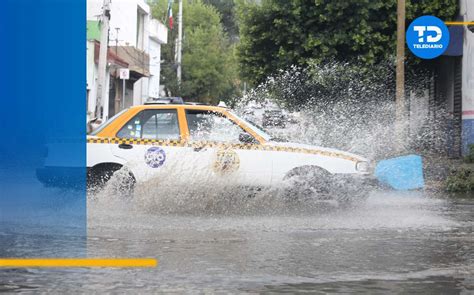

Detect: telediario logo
[406, 15, 450, 59]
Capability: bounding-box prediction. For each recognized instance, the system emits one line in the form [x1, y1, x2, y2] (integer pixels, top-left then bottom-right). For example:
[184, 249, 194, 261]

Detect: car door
[184, 109, 272, 187]
[109, 108, 187, 184]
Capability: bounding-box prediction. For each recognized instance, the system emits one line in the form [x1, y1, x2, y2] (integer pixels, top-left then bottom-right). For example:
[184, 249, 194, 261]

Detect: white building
[461, 0, 474, 153]
[87, 0, 167, 119]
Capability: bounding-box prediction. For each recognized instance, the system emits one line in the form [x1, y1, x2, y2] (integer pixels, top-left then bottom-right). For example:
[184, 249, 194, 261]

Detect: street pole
[95, 0, 111, 120]
[114, 27, 120, 55]
[176, 0, 183, 85]
[395, 0, 406, 151]
[122, 78, 125, 110]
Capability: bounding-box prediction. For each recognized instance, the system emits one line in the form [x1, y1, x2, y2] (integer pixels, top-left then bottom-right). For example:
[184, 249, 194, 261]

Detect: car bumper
[330, 173, 381, 194]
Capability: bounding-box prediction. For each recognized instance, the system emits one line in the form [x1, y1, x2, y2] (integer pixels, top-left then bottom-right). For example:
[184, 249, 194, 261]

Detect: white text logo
[413, 26, 442, 43]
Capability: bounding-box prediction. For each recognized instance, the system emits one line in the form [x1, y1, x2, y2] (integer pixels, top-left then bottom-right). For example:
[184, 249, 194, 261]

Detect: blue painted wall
[462, 119, 474, 155]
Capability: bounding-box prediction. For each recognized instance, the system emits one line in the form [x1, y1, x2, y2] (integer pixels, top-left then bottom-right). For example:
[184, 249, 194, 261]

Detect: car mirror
[239, 133, 255, 144]
[87, 118, 103, 134]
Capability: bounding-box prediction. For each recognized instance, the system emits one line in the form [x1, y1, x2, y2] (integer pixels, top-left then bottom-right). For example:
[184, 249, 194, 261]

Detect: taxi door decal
[144, 147, 166, 168]
[212, 148, 240, 174]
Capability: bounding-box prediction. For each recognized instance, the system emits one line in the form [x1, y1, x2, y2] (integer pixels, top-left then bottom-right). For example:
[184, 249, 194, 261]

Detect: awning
[93, 41, 129, 68]
[115, 46, 150, 78]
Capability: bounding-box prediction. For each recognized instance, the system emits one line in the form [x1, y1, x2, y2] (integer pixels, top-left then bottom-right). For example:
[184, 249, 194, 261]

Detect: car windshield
[230, 111, 272, 141]
[90, 108, 129, 135]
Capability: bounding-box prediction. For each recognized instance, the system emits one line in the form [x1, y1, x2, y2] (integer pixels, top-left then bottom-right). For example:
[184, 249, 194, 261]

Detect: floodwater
[1, 98, 473, 292]
[1, 189, 473, 293]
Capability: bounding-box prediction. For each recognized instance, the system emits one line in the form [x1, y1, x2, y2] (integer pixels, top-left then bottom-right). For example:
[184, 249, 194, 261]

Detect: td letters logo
[406, 15, 450, 59]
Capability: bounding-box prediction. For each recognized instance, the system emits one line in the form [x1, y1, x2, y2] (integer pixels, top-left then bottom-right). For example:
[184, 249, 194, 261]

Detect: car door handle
[118, 143, 133, 150]
[193, 146, 206, 152]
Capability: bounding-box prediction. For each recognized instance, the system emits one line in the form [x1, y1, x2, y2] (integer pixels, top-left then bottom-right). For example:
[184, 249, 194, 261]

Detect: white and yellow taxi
[83, 98, 375, 198]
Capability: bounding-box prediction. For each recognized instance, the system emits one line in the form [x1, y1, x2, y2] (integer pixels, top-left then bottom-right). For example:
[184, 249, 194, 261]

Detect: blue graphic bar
[0, 0, 86, 257]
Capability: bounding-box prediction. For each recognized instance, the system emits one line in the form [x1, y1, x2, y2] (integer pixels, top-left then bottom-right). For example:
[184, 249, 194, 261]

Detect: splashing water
[89, 61, 454, 222]
[81, 63, 470, 293]
[234, 61, 453, 160]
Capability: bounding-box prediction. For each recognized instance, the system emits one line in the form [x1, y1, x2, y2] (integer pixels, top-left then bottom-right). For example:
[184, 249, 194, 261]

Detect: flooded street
[2, 191, 473, 293]
[2, 0, 474, 293]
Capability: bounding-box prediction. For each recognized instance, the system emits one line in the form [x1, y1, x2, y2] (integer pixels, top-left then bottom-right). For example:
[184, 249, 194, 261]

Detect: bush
[446, 167, 474, 192]
[464, 144, 474, 163]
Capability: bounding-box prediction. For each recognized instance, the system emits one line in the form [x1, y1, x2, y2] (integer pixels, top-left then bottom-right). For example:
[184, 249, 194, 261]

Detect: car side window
[117, 109, 180, 140]
[186, 110, 255, 143]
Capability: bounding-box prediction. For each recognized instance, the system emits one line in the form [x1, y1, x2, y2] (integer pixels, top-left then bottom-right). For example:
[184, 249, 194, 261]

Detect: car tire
[283, 166, 368, 205]
[283, 166, 332, 201]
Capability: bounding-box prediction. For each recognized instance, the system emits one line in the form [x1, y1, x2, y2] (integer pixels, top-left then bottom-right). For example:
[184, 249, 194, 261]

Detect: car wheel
[284, 167, 370, 205]
[283, 166, 332, 201]
[331, 177, 370, 206]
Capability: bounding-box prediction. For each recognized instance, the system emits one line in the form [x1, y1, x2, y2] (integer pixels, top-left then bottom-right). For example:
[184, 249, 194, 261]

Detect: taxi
[85, 98, 375, 199]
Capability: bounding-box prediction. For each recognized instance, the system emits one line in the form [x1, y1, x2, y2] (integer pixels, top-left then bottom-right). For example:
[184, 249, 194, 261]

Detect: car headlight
[356, 161, 370, 173]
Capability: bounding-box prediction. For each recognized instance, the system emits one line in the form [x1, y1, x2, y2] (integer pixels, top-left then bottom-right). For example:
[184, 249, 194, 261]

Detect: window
[90, 108, 129, 135]
[186, 110, 255, 143]
[229, 111, 272, 141]
[136, 8, 146, 50]
[117, 109, 180, 140]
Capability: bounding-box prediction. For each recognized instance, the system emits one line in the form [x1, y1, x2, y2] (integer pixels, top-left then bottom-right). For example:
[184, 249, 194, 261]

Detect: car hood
[265, 141, 367, 162]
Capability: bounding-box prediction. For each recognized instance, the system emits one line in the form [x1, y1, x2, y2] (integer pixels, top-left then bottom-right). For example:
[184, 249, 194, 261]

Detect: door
[110, 108, 186, 184]
[184, 109, 272, 187]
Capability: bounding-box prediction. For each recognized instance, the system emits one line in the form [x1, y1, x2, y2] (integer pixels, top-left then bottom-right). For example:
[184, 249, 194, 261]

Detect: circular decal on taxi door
[212, 149, 240, 174]
[145, 147, 166, 168]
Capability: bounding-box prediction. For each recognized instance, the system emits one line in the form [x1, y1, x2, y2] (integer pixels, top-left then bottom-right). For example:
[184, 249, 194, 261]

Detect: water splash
[234, 61, 452, 160]
[89, 61, 454, 223]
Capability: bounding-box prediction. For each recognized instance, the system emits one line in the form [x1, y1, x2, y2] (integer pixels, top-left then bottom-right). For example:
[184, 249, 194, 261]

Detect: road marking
[0, 258, 158, 268]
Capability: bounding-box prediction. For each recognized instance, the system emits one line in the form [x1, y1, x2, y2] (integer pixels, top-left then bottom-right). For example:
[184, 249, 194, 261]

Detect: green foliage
[445, 144, 474, 192]
[203, 0, 239, 41]
[446, 167, 474, 192]
[464, 144, 474, 163]
[245, 61, 395, 111]
[150, 0, 240, 103]
[236, 0, 458, 85]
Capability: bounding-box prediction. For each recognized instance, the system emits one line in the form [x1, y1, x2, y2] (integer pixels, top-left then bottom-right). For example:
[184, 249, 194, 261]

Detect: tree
[203, 0, 239, 42]
[236, 0, 458, 85]
[151, 0, 240, 103]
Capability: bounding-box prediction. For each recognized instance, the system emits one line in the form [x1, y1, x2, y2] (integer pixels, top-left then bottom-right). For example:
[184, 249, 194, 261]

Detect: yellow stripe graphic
[87, 137, 359, 162]
[0, 258, 158, 268]
[445, 21, 474, 25]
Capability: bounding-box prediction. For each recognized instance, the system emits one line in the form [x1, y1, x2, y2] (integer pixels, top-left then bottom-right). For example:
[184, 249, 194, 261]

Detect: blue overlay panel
[0, 0, 86, 257]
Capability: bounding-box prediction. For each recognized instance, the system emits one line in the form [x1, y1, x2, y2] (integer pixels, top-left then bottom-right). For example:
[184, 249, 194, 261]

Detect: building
[407, 1, 474, 158]
[460, 0, 474, 155]
[86, 0, 167, 120]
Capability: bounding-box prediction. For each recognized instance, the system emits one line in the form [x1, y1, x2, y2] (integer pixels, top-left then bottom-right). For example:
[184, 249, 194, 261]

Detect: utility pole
[395, 0, 406, 151]
[95, 0, 111, 120]
[176, 0, 183, 85]
[114, 27, 120, 55]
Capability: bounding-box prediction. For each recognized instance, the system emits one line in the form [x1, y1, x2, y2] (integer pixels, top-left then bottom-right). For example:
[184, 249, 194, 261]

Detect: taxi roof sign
[144, 97, 184, 105]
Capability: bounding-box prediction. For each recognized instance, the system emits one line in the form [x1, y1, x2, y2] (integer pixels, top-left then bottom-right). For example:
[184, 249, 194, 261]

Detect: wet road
[1, 191, 473, 293]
